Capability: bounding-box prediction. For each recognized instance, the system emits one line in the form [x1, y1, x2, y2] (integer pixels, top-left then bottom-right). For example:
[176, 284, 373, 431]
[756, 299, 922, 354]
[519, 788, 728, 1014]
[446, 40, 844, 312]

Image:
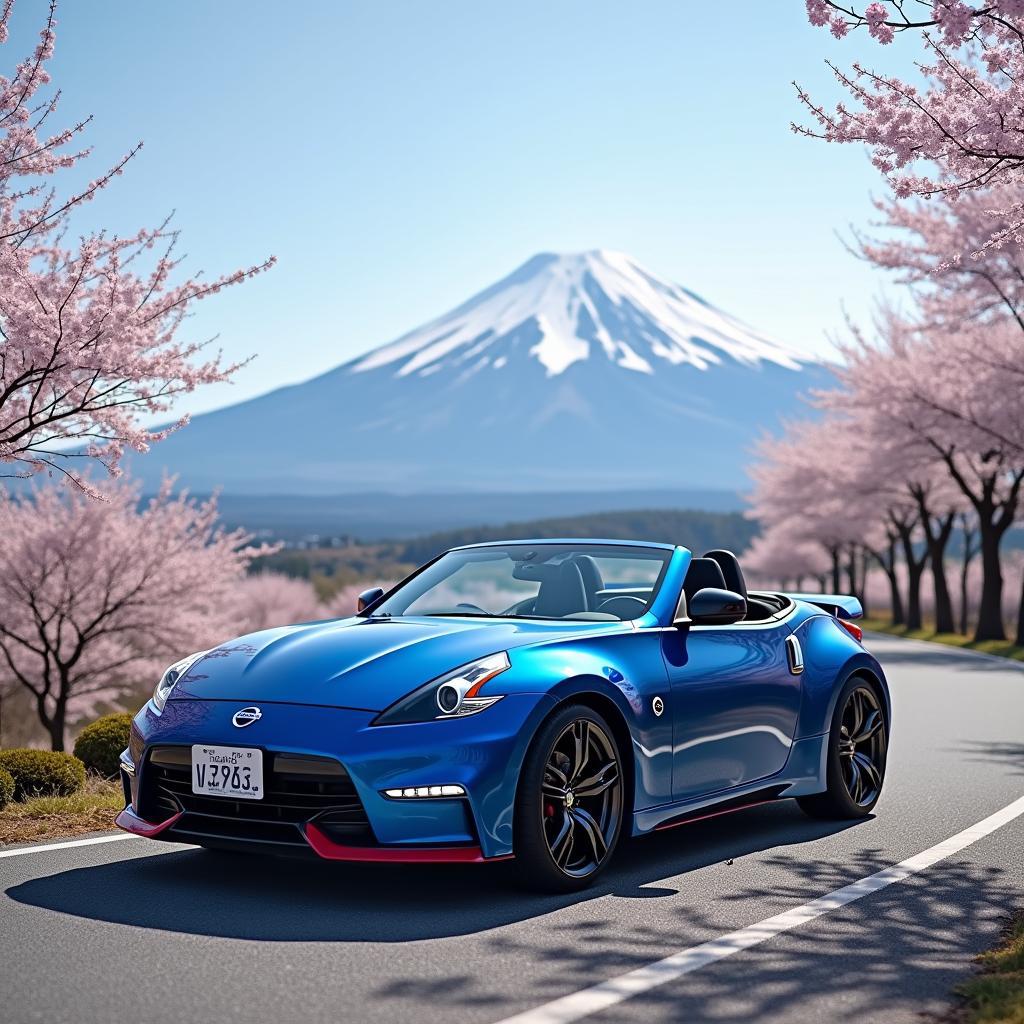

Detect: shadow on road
[412, 853, 1020, 1022]
[6, 801, 861, 942]
[958, 740, 1024, 777]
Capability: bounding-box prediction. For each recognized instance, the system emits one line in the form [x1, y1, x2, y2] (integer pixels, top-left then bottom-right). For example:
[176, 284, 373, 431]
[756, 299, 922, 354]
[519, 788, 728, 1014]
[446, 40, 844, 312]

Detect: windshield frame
[361, 541, 676, 623]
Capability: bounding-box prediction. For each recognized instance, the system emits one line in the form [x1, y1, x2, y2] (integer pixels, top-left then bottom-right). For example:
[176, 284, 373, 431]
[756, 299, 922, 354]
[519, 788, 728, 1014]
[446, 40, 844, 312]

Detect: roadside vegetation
[0, 714, 129, 845]
[0, 775, 121, 846]
[955, 914, 1024, 1024]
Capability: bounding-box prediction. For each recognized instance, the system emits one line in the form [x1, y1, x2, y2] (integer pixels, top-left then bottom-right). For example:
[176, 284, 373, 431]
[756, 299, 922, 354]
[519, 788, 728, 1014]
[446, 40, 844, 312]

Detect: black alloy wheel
[798, 675, 887, 820]
[838, 685, 886, 807]
[515, 706, 624, 891]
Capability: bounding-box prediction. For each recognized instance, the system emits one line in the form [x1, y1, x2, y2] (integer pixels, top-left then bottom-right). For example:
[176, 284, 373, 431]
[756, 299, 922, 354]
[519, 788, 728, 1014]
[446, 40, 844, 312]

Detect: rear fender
[790, 613, 890, 739]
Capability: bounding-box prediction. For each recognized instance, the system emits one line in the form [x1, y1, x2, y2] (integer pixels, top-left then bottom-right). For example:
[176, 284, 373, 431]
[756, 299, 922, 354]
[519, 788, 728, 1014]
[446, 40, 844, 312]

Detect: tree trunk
[886, 568, 904, 627]
[35, 691, 66, 752]
[47, 714, 66, 752]
[845, 545, 858, 600]
[909, 486, 956, 634]
[897, 525, 927, 632]
[1015, 572, 1024, 647]
[869, 536, 903, 626]
[926, 515, 956, 634]
[830, 546, 841, 593]
[975, 523, 1006, 642]
[1015, 577, 1024, 647]
[959, 564, 970, 635]
[959, 515, 977, 636]
[935, 459, 1022, 644]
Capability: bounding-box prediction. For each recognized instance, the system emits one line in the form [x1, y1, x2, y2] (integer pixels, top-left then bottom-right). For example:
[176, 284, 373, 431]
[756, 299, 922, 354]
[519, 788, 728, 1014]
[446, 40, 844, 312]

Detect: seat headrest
[534, 560, 588, 617]
[572, 555, 604, 597]
[703, 549, 748, 601]
[682, 557, 727, 602]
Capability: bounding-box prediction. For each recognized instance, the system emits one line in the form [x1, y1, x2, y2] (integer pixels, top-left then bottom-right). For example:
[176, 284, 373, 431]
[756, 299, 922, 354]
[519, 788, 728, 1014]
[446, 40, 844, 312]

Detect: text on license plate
[191, 744, 263, 800]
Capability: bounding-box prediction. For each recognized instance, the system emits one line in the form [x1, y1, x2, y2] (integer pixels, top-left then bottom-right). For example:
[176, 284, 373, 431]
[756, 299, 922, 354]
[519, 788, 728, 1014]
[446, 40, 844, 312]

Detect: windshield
[372, 544, 672, 622]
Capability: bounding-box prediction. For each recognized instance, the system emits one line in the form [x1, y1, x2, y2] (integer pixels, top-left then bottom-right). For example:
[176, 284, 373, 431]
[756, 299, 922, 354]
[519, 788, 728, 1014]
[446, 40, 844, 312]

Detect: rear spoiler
[782, 593, 863, 620]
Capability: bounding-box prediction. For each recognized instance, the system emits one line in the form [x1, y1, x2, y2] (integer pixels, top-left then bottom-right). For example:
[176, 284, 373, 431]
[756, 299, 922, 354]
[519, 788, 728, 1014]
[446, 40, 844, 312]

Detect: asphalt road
[2, 634, 1023, 1024]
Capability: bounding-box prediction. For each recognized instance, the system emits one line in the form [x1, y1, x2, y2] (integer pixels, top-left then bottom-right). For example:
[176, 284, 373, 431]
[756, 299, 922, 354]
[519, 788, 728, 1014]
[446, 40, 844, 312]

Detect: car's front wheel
[514, 705, 624, 892]
[798, 675, 887, 819]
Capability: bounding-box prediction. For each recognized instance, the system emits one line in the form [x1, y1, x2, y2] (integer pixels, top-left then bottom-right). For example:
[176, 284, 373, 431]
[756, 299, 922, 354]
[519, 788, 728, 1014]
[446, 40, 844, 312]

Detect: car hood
[169, 615, 624, 711]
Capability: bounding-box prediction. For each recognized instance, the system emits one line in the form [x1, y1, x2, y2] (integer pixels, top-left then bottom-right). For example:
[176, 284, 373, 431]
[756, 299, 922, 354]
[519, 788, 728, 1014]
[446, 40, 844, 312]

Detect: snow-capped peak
[351, 250, 806, 379]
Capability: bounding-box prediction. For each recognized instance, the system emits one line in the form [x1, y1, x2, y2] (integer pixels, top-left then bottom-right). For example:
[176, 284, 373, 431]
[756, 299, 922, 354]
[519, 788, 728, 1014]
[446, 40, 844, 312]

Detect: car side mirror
[357, 586, 385, 613]
[684, 587, 746, 626]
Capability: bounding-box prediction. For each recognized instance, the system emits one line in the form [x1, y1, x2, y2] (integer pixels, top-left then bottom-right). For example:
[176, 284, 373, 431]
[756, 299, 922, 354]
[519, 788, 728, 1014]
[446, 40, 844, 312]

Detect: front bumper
[121, 692, 555, 860]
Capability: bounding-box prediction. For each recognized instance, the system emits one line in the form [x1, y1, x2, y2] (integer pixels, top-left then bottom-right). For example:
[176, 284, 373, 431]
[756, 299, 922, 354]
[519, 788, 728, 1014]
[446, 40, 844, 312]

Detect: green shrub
[73, 713, 134, 778]
[0, 749, 86, 801]
[0, 767, 14, 810]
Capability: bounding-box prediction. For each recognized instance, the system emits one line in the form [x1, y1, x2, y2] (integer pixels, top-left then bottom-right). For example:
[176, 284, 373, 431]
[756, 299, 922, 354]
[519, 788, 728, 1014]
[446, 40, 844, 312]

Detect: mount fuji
[126, 250, 828, 495]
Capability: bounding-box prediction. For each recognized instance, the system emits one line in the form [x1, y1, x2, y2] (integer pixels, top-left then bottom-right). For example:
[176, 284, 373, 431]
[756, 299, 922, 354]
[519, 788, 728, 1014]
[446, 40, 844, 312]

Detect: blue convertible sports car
[117, 540, 890, 891]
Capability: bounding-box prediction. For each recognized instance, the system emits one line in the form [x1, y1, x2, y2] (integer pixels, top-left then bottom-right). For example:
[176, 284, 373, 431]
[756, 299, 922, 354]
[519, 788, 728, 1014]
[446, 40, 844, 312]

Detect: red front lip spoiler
[304, 822, 512, 863]
[115, 806, 183, 837]
[114, 809, 511, 863]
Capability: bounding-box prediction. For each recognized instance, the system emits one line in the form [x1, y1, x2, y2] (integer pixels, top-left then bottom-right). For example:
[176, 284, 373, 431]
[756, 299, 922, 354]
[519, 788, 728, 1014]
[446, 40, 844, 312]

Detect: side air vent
[785, 635, 804, 675]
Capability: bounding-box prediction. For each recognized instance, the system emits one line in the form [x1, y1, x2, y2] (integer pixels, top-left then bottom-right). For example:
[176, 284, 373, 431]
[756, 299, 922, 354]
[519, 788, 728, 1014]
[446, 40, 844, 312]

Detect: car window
[373, 544, 672, 621]
[402, 561, 539, 616]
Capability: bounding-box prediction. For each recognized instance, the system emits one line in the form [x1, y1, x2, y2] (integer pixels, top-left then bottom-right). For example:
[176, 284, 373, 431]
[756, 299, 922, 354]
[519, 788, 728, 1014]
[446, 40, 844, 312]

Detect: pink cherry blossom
[235, 573, 330, 633]
[0, 476, 277, 749]
[0, 1, 273, 492]
[797, 3, 1024, 251]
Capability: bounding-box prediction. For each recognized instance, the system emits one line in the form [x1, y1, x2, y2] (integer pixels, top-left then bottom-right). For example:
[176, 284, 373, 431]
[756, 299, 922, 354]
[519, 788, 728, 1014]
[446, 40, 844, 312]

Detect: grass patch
[956, 913, 1024, 1023]
[0, 773, 121, 846]
[861, 618, 1024, 663]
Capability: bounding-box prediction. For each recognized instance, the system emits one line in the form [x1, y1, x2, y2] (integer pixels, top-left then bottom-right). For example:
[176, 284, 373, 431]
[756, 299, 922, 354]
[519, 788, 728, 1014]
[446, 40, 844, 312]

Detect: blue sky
[6, 1, 913, 417]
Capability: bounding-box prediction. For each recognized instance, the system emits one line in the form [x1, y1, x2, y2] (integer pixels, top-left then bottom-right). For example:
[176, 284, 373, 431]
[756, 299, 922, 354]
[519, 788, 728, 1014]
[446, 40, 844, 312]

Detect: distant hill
[215, 488, 744, 542]
[393, 508, 758, 565]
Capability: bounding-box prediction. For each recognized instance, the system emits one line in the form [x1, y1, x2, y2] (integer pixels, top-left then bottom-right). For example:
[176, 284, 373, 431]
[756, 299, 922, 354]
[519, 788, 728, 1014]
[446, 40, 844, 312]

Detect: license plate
[191, 745, 263, 800]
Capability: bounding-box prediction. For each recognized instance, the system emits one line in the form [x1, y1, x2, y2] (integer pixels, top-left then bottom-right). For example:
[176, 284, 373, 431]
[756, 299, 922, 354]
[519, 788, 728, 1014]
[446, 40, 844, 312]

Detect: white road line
[0, 832, 139, 859]
[494, 793, 1024, 1024]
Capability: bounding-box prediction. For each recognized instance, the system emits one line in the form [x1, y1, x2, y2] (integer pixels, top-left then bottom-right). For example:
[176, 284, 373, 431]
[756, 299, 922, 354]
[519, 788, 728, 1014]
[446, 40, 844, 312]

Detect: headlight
[152, 650, 209, 713]
[372, 651, 510, 725]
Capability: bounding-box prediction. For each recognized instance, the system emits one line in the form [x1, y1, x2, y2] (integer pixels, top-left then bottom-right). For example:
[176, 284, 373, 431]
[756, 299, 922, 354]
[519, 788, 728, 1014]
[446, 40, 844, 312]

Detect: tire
[798, 675, 888, 820]
[513, 704, 625, 893]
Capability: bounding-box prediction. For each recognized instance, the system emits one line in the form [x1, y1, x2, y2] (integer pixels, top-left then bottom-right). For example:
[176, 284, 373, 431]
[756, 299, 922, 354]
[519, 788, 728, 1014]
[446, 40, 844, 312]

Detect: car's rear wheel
[514, 705, 624, 892]
[798, 676, 887, 819]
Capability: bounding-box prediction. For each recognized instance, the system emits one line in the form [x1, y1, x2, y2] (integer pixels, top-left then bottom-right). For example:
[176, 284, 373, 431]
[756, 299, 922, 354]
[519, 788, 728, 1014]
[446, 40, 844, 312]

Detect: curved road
[2, 635, 1023, 1024]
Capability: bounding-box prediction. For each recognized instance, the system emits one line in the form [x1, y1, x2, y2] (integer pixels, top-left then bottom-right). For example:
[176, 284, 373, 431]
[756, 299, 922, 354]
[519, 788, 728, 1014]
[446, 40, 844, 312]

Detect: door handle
[785, 635, 804, 675]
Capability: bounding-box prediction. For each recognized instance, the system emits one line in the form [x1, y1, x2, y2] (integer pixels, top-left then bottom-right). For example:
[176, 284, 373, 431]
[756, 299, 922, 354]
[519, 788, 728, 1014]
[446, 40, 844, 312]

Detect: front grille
[139, 746, 374, 849]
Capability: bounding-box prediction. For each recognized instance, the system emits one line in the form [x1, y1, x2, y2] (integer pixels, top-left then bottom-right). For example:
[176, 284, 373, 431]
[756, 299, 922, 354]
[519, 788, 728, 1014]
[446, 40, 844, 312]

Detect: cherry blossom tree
[744, 524, 831, 591]
[0, 1, 273, 492]
[799, 1, 1024, 249]
[855, 187, 1024, 334]
[0, 477, 273, 749]
[235, 573, 328, 633]
[747, 419, 883, 607]
[830, 312, 1024, 640]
